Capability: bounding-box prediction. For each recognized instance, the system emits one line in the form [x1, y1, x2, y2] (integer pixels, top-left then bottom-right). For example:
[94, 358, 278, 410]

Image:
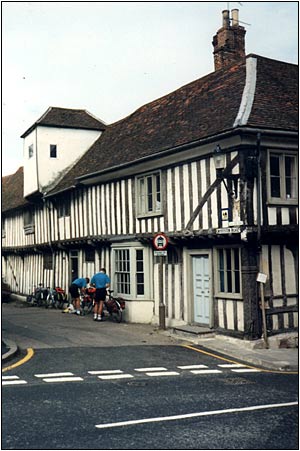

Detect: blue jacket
[91, 272, 110, 289]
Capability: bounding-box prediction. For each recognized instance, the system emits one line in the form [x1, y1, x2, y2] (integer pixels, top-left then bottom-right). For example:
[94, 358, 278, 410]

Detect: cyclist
[90, 268, 110, 321]
[69, 277, 90, 315]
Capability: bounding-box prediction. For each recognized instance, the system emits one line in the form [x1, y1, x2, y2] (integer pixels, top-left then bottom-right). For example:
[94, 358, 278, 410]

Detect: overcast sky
[2, 1, 298, 176]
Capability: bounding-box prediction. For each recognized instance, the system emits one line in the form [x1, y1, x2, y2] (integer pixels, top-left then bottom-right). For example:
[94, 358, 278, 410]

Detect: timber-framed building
[2, 10, 298, 339]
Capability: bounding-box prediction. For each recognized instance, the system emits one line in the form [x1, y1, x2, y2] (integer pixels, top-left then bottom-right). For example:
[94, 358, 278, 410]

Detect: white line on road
[177, 365, 209, 369]
[35, 372, 75, 378]
[231, 369, 261, 373]
[2, 375, 20, 380]
[2, 380, 28, 385]
[145, 371, 180, 377]
[191, 369, 223, 374]
[97, 374, 134, 380]
[95, 401, 298, 429]
[88, 370, 123, 375]
[42, 377, 84, 383]
[218, 364, 246, 368]
[134, 367, 168, 372]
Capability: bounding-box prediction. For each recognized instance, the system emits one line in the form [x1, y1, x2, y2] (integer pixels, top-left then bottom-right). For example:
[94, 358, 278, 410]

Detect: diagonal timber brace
[184, 154, 240, 232]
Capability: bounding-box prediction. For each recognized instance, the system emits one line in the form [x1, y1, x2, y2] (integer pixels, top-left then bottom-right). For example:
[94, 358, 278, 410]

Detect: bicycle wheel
[45, 294, 53, 308]
[111, 300, 122, 323]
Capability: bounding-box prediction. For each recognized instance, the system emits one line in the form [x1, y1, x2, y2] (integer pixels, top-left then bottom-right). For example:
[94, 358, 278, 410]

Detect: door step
[172, 325, 215, 339]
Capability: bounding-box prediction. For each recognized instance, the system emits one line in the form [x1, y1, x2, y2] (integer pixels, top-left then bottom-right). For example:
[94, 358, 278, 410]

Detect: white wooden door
[193, 255, 210, 325]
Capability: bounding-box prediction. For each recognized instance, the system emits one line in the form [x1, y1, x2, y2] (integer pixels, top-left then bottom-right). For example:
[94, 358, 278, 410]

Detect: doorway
[192, 254, 211, 326]
[70, 250, 79, 284]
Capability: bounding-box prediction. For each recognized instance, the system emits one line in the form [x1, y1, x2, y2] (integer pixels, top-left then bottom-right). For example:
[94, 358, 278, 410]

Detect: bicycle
[80, 287, 95, 315]
[46, 287, 67, 309]
[26, 283, 48, 307]
[104, 290, 125, 323]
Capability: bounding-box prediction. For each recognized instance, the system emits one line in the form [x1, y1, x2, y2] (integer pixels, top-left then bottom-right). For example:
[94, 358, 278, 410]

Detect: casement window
[217, 248, 241, 294]
[28, 144, 34, 159]
[85, 249, 95, 263]
[50, 144, 57, 158]
[137, 172, 161, 217]
[23, 210, 35, 235]
[113, 245, 149, 298]
[58, 199, 70, 217]
[269, 152, 298, 203]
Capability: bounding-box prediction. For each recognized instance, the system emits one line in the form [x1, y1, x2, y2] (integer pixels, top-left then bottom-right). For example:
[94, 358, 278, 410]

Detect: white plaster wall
[23, 126, 102, 197]
[23, 130, 39, 196]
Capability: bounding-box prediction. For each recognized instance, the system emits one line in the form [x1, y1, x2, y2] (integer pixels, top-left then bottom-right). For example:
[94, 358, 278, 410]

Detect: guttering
[43, 185, 76, 199]
[76, 126, 298, 185]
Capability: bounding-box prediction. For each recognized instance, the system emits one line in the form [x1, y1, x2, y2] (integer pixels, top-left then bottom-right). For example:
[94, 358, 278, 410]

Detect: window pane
[270, 155, 280, 176]
[271, 177, 281, 198]
[218, 250, 225, 292]
[115, 249, 131, 295]
[147, 177, 153, 212]
[156, 174, 161, 211]
[285, 156, 297, 199]
[50, 145, 57, 158]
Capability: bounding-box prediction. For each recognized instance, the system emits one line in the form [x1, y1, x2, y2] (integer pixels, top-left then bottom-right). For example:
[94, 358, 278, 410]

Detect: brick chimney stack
[212, 9, 246, 71]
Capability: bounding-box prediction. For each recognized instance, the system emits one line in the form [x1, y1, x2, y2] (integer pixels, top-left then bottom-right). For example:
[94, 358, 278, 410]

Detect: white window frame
[111, 242, 152, 300]
[267, 150, 298, 205]
[136, 171, 162, 218]
[214, 246, 242, 299]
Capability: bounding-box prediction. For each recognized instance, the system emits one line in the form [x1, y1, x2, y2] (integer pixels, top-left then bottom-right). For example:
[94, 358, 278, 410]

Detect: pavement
[1, 298, 298, 373]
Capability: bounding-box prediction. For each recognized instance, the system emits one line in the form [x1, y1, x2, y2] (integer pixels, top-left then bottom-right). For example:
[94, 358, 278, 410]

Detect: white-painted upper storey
[23, 126, 102, 197]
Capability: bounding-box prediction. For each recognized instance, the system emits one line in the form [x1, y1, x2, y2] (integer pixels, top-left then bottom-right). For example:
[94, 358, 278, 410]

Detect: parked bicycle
[80, 287, 95, 315]
[104, 290, 125, 323]
[46, 287, 67, 309]
[26, 283, 49, 307]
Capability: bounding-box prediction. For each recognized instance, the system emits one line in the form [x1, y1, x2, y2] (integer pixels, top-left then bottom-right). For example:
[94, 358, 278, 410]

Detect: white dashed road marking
[97, 374, 134, 380]
[134, 367, 168, 372]
[2, 362, 264, 387]
[88, 370, 123, 375]
[2, 377, 27, 386]
[35, 372, 75, 378]
[146, 371, 180, 377]
[191, 369, 223, 374]
[218, 364, 246, 368]
[178, 365, 209, 369]
[42, 377, 84, 383]
[231, 368, 261, 373]
[35, 372, 83, 383]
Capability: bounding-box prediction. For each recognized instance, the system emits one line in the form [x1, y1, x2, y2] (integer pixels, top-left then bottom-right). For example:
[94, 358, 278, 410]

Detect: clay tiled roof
[247, 56, 298, 130]
[21, 107, 106, 138]
[50, 54, 298, 195]
[2, 167, 30, 213]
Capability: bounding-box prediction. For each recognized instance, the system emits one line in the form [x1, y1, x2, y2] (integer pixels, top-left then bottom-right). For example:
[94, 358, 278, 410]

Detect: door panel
[193, 255, 210, 325]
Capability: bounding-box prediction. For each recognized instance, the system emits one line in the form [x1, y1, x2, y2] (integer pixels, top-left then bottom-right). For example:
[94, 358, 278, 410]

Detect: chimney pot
[222, 10, 230, 28]
[231, 9, 239, 27]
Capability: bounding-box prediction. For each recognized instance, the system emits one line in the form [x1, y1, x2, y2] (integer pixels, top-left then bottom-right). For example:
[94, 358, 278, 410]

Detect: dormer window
[28, 144, 34, 159]
[50, 144, 57, 158]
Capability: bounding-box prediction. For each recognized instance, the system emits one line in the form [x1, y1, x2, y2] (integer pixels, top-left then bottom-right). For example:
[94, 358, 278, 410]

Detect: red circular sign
[153, 233, 168, 250]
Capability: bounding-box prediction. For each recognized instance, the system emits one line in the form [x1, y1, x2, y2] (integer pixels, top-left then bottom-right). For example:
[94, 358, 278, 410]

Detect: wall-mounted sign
[153, 233, 168, 250]
[154, 250, 168, 257]
[221, 208, 229, 221]
[216, 227, 241, 234]
[257, 272, 267, 284]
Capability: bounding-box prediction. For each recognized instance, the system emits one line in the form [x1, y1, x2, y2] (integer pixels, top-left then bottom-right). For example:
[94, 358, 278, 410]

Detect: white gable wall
[23, 126, 102, 197]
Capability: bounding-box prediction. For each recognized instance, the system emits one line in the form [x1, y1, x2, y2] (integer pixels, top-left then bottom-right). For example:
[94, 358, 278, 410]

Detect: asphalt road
[2, 301, 299, 449]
